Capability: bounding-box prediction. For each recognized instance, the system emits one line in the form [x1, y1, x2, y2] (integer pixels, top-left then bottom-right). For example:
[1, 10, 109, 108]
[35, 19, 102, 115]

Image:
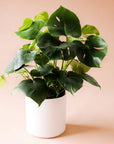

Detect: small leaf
[82, 24, 100, 36]
[81, 73, 101, 88]
[0, 75, 6, 87]
[47, 6, 81, 37]
[34, 53, 49, 66]
[15, 21, 46, 40]
[70, 60, 90, 74]
[34, 11, 49, 23]
[57, 71, 83, 94]
[18, 18, 33, 31]
[18, 78, 51, 106]
[22, 43, 30, 50]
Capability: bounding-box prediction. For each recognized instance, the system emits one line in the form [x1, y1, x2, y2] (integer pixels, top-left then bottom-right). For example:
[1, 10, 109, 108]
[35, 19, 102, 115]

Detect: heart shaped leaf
[77, 35, 108, 67]
[57, 71, 83, 94]
[18, 18, 33, 32]
[5, 49, 36, 73]
[30, 64, 54, 77]
[34, 11, 49, 23]
[15, 21, 46, 40]
[18, 78, 51, 106]
[70, 60, 90, 74]
[47, 6, 81, 37]
[37, 33, 83, 60]
[82, 25, 100, 36]
[34, 52, 49, 66]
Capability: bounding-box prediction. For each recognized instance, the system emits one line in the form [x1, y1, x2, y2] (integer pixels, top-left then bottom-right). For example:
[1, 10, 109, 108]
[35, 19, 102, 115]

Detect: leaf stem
[24, 67, 33, 79]
[53, 60, 57, 68]
[61, 60, 64, 70]
[63, 60, 73, 71]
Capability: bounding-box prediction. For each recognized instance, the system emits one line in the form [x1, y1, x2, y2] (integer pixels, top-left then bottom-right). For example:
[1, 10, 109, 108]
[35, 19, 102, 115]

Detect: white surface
[25, 96, 66, 138]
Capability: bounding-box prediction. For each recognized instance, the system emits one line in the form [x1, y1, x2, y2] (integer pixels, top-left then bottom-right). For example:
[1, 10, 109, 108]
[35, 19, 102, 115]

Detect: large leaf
[30, 64, 54, 77]
[37, 33, 62, 60]
[34, 11, 49, 23]
[0, 75, 6, 87]
[18, 18, 33, 31]
[77, 35, 108, 67]
[5, 49, 36, 73]
[18, 78, 51, 106]
[82, 25, 100, 36]
[47, 6, 81, 37]
[70, 60, 90, 74]
[15, 21, 46, 40]
[81, 73, 101, 88]
[34, 52, 49, 66]
[37, 33, 83, 60]
[57, 71, 83, 94]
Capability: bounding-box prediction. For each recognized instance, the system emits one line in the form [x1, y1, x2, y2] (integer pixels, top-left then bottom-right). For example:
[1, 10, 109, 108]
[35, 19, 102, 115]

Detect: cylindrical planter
[25, 95, 66, 138]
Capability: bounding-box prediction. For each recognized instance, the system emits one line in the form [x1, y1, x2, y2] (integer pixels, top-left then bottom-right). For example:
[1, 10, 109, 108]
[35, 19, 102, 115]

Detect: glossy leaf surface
[57, 71, 83, 94]
[47, 6, 81, 37]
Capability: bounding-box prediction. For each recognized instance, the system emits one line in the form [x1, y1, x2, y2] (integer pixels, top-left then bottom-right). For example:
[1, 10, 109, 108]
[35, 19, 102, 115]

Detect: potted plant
[0, 6, 107, 138]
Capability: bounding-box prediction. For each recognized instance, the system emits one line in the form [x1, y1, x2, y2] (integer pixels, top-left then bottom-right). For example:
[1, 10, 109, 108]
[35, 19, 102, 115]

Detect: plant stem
[53, 60, 57, 68]
[24, 67, 33, 79]
[21, 74, 27, 79]
[61, 60, 64, 70]
[63, 60, 73, 71]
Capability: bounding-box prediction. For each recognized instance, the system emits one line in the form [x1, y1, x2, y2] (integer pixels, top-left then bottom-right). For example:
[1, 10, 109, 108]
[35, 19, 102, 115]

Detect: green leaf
[47, 6, 81, 37]
[82, 24, 100, 36]
[18, 78, 51, 106]
[70, 60, 90, 74]
[77, 35, 108, 67]
[37, 33, 83, 60]
[57, 71, 83, 94]
[5, 49, 36, 73]
[15, 21, 46, 40]
[0, 75, 6, 87]
[30, 64, 54, 77]
[18, 18, 33, 31]
[81, 73, 101, 88]
[34, 52, 49, 66]
[37, 33, 62, 60]
[22, 43, 30, 50]
[34, 11, 49, 23]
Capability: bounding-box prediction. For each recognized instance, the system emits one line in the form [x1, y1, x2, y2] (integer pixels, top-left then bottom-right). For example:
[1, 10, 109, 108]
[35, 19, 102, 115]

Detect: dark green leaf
[18, 78, 51, 106]
[37, 33, 83, 60]
[5, 49, 36, 73]
[82, 24, 100, 36]
[34, 53, 49, 66]
[37, 33, 62, 60]
[47, 6, 81, 37]
[77, 35, 108, 67]
[18, 18, 33, 31]
[15, 21, 46, 40]
[57, 71, 83, 94]
[34, 11, 49, 23]
[70, 60, 90, 74]
[30, 64, 54, 77]
[81, 73, 101, 88]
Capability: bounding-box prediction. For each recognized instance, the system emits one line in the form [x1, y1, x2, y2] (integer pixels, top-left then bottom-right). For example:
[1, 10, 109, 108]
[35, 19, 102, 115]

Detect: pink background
[0, 0, 114, 143]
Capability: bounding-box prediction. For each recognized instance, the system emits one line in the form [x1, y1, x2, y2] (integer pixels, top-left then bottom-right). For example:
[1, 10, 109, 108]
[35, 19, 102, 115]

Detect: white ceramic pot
[25, 95, 66, 138]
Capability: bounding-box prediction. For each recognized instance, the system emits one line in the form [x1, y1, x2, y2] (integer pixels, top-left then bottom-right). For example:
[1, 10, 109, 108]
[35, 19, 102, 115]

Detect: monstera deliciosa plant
[0, 6, 107, 106]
